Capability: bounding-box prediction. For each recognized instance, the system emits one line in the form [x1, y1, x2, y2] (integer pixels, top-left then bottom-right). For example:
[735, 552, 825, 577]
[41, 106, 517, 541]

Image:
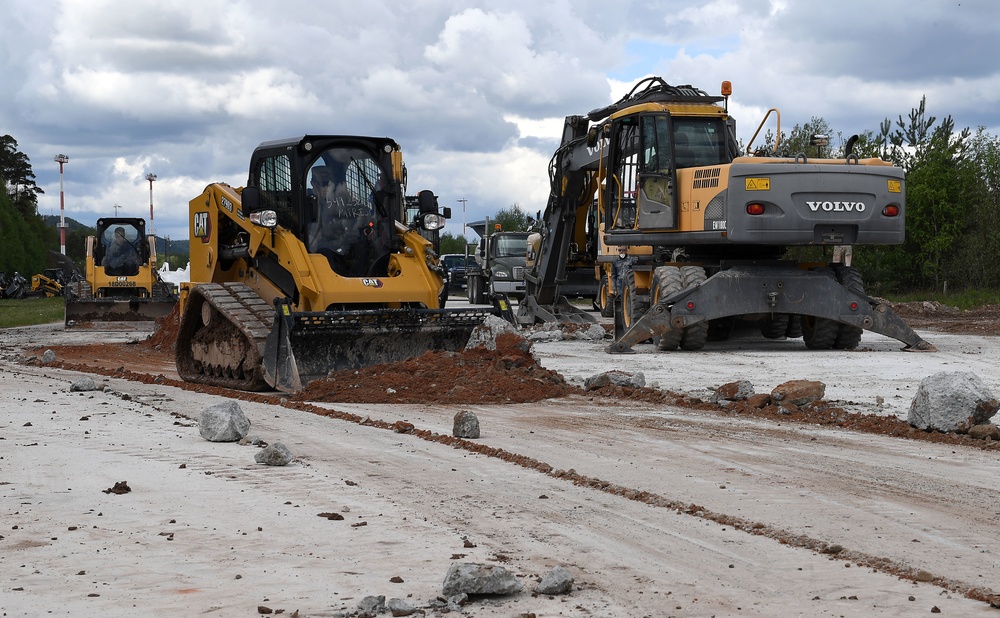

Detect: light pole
[145, 173, 157, 235]
[457, 198, 468, 238]
[54, 154, 69, 255]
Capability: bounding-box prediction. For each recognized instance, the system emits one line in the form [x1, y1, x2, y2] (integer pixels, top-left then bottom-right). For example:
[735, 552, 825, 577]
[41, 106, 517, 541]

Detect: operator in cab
[103, 226, 141, 276]
[307, 159, 375, 277]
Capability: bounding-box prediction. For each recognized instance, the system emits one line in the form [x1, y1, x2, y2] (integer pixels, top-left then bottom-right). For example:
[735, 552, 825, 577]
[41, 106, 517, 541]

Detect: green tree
[942, 128, 1000, 289]
[776, 117, 841, 158]
[491, 203, 533, 231]
[438, 232, 475, 255]
[0, 137, 50, 277]
[0, 134, 44, 217]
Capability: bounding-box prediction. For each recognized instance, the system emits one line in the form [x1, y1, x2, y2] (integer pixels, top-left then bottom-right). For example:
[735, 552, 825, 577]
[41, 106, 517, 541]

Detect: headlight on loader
[250, 210, 278, 228]
[420, 213, 445, 231]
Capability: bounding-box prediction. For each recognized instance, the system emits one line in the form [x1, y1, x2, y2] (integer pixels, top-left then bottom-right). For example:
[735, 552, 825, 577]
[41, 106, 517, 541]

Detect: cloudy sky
[3, 0, 997, 247]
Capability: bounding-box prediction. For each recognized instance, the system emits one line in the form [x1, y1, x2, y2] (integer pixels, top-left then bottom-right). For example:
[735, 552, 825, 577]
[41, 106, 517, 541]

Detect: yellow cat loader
[175, 135, 495, 393]
[518, 77, 934, 353]
[64, 217, 177, 327]
[31, 269, 67, 297]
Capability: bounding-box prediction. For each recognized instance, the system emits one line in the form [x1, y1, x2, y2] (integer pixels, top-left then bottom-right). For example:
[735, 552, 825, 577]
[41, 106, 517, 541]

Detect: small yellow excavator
[64, 217, 177, 327]
[175, 135, 497, 393]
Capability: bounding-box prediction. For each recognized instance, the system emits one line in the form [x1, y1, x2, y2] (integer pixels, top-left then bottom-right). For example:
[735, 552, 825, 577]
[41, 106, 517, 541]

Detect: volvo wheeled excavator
[175, 135, 495, 393]
[517, 77, 934, 353]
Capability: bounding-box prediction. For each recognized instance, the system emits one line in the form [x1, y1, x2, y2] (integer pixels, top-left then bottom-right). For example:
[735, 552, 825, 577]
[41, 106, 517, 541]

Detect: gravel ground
[2, 304, 999, 616]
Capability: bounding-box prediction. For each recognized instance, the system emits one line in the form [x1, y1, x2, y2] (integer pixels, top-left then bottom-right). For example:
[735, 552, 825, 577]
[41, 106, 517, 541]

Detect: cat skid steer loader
[175, 135, 496, 393]
[64, 217, 177, 328]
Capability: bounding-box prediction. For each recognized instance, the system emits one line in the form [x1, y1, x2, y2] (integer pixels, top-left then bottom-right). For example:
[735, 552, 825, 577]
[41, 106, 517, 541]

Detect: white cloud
[3, 0, 999, 243]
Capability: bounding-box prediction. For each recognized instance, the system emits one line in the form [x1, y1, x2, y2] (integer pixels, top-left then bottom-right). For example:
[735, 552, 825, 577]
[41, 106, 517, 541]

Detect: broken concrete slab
[908, 371, 999, 433]
[199, 400, 250, 442]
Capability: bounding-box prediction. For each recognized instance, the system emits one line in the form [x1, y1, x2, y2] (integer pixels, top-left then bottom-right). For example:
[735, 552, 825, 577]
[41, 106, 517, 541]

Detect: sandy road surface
[1, 321, 999, 616]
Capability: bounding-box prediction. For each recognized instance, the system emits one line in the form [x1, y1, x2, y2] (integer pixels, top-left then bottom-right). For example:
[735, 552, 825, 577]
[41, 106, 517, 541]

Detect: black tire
[678, 265, 708, 350]
[599, 270, 615, 317]
[785, 315, 803, 339]
[650, 266, 683, 350]
[621, 268, 649, 337]
[760, 314, 790, 339]
[707, 317, 736, 341]
[468, 275, 486, 305]
[833, 265, 865, 349]
[802, 267, 839, 349]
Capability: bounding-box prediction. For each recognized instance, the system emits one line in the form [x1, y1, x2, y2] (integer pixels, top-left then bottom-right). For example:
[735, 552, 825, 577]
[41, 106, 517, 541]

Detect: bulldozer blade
[263, 301, 496, 393]
[65, 299, 177, 329]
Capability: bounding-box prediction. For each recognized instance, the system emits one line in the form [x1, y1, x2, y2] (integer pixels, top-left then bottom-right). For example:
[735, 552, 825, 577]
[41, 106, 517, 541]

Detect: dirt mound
[293, 332, 581, 405]
[143, 302, 181, 351]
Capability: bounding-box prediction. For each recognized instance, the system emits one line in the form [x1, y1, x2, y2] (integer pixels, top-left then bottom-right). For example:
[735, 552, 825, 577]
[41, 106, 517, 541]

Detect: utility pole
[54, 154, 69, 255]
[457, 198, 468, 238]
[145, 173, 157, 235]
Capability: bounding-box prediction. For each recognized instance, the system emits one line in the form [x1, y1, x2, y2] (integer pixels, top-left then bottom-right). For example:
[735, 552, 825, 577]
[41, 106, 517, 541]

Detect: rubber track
[176, 283, 275, 391]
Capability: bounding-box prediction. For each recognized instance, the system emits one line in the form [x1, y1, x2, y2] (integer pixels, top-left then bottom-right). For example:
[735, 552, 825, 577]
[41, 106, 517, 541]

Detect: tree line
[0, 135, 50, 276]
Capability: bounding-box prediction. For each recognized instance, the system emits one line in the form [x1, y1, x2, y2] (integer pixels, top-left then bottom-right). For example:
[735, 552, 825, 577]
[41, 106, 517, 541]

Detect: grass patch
[887, 289, 1000, 311]
[0, 297, 64, 328]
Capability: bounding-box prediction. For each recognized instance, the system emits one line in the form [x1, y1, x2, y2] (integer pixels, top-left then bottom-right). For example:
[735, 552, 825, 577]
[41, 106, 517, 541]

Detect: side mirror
[441, 206, 452, 219]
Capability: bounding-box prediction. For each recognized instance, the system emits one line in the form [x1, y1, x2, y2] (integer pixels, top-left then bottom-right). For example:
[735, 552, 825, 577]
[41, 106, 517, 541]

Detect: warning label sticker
[745, 178, 770, 191]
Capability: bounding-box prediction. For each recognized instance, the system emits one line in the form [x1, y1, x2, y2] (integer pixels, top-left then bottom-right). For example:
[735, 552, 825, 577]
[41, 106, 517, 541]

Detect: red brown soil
[292, 332, 578, 405]
[21, 300, 1000, 450]
[888, 300, 1000, 335]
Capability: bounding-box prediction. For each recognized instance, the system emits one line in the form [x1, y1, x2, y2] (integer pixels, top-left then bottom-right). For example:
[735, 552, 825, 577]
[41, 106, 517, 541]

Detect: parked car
[440, 254, 472, 295]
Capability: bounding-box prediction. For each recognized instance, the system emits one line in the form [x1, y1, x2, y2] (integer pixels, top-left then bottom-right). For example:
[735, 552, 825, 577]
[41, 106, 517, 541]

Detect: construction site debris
[199, 401, 250, 442]
[442, 563, 523, 597]
[908, 371, 999, 432]
[254, 442, 293, 466]
[452, 410, 480, 438]
[535, 565, 574, 595]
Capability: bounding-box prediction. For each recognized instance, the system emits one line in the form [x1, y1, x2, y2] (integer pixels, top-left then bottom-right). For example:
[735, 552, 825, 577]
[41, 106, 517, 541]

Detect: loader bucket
[65, 298, 177, 329]
[263, 301, 496, 393]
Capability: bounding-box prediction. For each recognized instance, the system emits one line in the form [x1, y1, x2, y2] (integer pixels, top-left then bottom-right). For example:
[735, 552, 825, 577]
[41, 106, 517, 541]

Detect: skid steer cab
[176, 135, 498, 393]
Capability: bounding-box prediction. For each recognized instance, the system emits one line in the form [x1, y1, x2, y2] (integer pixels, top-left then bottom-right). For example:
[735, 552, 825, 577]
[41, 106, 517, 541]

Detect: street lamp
[145, 173, 157, 235]
[54, 154, 69, 255]
[457, 198, 468, 238]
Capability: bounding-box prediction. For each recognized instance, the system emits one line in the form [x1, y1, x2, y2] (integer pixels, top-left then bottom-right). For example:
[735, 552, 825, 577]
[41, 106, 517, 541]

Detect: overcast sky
[3, 0, 998, 249]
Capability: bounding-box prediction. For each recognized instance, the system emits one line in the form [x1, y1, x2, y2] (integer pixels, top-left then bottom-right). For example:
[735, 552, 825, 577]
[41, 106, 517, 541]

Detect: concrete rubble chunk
[535, 565, 574, 595]
[386, 597, 416, 617]
[527, 329, 563, 342]
[254, 442, 292, 466]
[442, 563, 523, 597]
[453, 410, 480, 439]
[199, 400, 250, 442]
[770, 379, 825, 406]
[714, 380, 755, 402]
[357, 595, 385, 618]
[574, 324, 607, 341]
[584, 370, 645, 390]
[42, 349, 56, 363]
[466, 314, 523, 351]
[908, 371, 999, 433]
[70, 377, 99, 392]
